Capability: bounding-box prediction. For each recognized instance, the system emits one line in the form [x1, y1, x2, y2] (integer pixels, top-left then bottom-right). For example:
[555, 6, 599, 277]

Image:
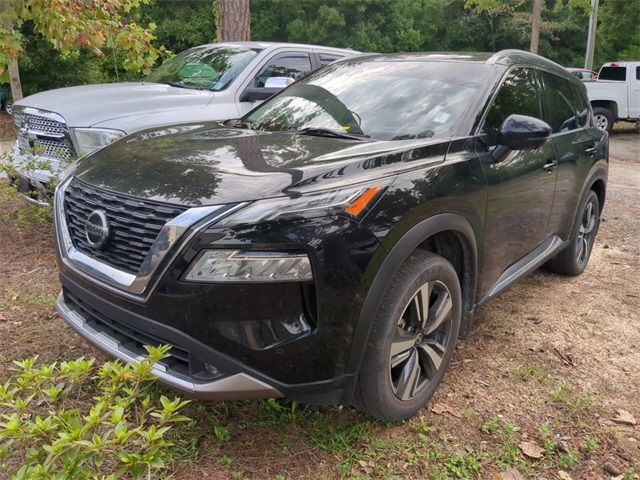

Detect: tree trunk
[8, 56, 23, 101]
[215, 0, 250, 42]
[529, 0, 543, 54]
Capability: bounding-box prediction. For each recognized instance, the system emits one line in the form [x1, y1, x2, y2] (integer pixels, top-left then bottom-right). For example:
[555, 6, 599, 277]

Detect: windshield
[145, 45, 261, 91]
[244, 59, 494, 140]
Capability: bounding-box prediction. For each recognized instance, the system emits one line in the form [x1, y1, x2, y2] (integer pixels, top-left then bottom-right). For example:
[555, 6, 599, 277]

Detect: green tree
[0, 0, 161, 101]
[595, 0, 640, 68]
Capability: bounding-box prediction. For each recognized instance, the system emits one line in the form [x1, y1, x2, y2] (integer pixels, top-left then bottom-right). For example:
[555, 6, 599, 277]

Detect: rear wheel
[355, 251, 461, 421]
[546, 190, 599, 276]
[592, 107, 614, 133]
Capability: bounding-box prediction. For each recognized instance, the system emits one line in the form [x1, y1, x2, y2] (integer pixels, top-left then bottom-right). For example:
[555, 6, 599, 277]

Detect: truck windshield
[145, 45, 262, 91]
[598, 66, 626, 81]
[244, 59, 494, 141]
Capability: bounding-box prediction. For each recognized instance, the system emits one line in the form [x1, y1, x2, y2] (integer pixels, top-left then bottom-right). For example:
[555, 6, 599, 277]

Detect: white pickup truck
[585, 61, 640, 133]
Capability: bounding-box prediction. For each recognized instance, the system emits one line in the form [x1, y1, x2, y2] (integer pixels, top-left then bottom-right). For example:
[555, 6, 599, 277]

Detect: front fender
[345, 213, 478, 379]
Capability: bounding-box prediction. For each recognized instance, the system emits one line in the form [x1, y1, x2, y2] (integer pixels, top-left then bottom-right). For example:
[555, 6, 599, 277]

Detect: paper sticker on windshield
[433, 112, 451, 124]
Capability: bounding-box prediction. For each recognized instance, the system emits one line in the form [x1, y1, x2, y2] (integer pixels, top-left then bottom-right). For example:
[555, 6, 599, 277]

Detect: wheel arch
[591, 100, 618, 118]
[569, 162, 608, 240]
[346, 213, 478, 377]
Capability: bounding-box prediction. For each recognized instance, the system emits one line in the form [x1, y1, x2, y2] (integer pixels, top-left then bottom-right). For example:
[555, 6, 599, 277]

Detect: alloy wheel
[389, 280, 454, 401]
[594, 114, 608, 131]
[577, 198, 597, 265]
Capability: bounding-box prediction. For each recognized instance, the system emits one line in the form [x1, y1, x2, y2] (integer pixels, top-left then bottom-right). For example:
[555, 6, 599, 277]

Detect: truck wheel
[545, 190, 599, 276]
[635, 120, 640, 134]
[355, 251, 461, 421]
[592, 107, 614, 133]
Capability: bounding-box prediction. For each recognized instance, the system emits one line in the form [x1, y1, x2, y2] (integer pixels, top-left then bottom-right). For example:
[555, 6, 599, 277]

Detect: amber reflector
[344, 187, 381, 217]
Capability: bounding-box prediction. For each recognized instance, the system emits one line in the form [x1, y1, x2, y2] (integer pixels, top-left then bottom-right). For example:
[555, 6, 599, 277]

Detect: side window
[318, 54, 343, 66]
[570, 83, 590, 127]
[598, 66, 626, 81]
[636, 66, 640, 80]
[540, 72, 579, 133]
[255, 53, 312, 87]
[483, 68, 542, 145]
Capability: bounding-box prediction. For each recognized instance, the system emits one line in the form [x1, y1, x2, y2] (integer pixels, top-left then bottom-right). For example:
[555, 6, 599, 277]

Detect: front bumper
[57, 291, 282, 400]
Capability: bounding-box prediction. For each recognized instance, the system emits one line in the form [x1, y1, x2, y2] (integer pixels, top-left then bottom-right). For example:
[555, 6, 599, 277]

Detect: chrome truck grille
[13, 109, 76, 162]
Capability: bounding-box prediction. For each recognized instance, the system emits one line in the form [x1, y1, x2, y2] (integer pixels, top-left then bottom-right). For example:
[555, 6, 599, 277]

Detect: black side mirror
[239, 87, 282, 103]
[498, 114, 552, 150]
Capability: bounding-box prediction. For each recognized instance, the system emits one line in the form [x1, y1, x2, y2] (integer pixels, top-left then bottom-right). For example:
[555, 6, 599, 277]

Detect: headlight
[71, 128, 126, 156]
[184, 250, 313, 283]
[217, 180, 391, 227]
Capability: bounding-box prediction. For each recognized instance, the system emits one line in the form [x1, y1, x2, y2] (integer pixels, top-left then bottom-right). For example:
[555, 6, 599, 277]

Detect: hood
[73, 123, 451, 207]
[15, 83, 212, 128]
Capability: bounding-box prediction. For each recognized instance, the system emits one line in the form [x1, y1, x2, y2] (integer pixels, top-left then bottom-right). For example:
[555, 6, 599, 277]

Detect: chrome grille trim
[13, 106, 76, 162]
[54, 173, 247, 301]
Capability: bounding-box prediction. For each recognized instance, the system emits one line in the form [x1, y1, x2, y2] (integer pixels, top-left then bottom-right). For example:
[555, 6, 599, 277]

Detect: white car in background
[585, 61, 640, 133]
[9, 41, 358, 197]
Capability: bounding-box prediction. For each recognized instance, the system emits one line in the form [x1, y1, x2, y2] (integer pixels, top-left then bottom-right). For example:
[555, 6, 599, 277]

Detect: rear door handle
[585, 146, 597, 156]
[543, 159, 558, 173]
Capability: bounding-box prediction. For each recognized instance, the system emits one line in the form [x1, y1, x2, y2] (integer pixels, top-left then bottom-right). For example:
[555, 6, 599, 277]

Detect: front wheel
[592, 107, 614, 133]
[355, 251, 461, 421]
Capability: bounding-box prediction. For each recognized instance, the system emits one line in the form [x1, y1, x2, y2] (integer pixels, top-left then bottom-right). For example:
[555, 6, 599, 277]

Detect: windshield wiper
[293, 127, 370, 141]
[166, 81, 205, 91]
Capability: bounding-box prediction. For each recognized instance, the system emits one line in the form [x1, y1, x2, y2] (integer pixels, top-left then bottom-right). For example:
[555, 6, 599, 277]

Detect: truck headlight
[71, 128, 126, 156]
[184, 250, 313, 283]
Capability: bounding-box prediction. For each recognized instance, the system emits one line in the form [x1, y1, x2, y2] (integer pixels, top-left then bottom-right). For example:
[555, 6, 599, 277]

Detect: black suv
[54, 50, 608, 421]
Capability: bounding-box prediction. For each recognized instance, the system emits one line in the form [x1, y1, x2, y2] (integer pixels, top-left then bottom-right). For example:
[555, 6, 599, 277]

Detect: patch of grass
[515, 363, 550, 383]
[6, 292, 57, 309]
[584, 437, 598, 454]
[307, 416, 372, 454]
[431, 452, 481, 480]
[219, 455, 234, 467]
[557, 450, 579, 470]
[481, 417, 516, 439]
[258, 399, 301, 426]
[550, 383, 595, 413]
[411, 417, 433, 438]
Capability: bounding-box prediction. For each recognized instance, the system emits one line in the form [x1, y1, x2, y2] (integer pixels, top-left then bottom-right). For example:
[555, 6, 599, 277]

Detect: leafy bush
[0, 345, 190, 479]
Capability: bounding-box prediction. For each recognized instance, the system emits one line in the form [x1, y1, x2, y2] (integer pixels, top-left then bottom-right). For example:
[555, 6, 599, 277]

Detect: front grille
[64, 179, 187, 274]
[14, 111, 75, 162]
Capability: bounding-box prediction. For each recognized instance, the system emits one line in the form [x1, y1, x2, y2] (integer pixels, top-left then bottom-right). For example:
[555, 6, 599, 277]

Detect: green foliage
[595, 0, 640, 66]
[0, 345, 190, 479]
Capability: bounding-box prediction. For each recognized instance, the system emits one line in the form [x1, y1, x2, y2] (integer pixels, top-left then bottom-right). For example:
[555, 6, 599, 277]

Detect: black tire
[355, 251, 461, 421]
[592, 107, 614, 134]
[545, 190, 599, 276]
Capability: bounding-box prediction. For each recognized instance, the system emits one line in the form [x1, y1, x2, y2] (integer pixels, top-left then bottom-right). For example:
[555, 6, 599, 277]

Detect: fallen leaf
[496, 468, 524, 480]
[613, 409, 636, 425]
[430, 403, 462, 418]
[518, 440, 545, 459]
[0, 312, 6, 322]
[558, 471, 573, 480]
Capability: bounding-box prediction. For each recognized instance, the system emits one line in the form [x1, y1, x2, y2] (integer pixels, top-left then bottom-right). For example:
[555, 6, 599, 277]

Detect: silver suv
[10, 41, 357, 193]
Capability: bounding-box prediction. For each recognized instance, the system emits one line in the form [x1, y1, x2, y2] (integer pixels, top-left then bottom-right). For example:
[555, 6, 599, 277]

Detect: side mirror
[498, 114, 552, 150]
[239, 86, 282, 103]
[264, 76, 294, 88]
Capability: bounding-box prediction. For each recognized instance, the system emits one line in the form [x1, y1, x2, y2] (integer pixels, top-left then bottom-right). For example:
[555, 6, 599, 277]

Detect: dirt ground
[0, 114, 638, 479]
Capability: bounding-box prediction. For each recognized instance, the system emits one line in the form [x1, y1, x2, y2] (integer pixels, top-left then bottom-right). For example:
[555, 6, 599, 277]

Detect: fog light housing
[184, 250, 313, 283]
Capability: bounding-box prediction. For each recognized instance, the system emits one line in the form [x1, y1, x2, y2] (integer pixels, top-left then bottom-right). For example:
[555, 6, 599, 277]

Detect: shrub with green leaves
[0, 345, 190, 479]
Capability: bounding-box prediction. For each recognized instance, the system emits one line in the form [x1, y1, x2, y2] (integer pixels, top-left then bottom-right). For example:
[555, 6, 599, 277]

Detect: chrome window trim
[54, 175, 247, 302]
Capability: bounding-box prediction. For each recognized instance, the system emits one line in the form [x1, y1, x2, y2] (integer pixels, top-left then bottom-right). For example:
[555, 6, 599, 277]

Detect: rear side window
[599, 66, 626, 81]
[539, 72, 579, 133]
[255, 53, 312, 87]
[570, 83, 591, 127]
[318, 54, 343, 66]
[636, 66, 640, 80]
[483, 67, 542, 145]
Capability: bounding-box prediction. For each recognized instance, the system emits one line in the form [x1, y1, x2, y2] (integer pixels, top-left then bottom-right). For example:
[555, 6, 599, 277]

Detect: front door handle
[543, 159, 558, 173]
[584, 146, 597, 156]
